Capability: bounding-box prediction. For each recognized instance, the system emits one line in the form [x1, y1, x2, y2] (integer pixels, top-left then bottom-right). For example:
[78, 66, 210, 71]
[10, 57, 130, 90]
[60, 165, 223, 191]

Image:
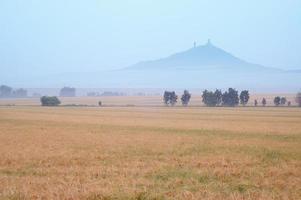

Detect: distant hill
[126, 40, 281, 73]
[2, 40, 300, 91]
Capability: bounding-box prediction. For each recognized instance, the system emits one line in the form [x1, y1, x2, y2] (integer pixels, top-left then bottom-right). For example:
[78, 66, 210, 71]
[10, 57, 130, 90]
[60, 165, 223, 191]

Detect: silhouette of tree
[222, 88, 239, 107]
[163, 91, 178, 106]
[296, 92, 301, 107]
[214, 89, 222, 105]
[262, 98, 267, 106]
[254, 99, 258, 106]
[181, 90, 191, 106]
[280, 97, 287, 106]
[202, 89, 221, 107]
[240, 90, 250, 106]
[0, 85, 12, 98]
[274, 96, 281, 106]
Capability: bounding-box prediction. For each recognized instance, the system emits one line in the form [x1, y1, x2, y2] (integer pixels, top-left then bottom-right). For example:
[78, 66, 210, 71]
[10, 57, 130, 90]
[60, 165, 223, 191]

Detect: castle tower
[207, 39, 211, 46]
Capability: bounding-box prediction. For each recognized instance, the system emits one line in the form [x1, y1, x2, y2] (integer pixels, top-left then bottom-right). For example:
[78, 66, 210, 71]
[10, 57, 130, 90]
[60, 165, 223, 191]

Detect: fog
[0, 1, 300, 91]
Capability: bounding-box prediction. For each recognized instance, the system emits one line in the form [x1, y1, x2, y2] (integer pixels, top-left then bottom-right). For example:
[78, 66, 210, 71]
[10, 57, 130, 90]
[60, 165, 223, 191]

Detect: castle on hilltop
[194, 39, 212, 48]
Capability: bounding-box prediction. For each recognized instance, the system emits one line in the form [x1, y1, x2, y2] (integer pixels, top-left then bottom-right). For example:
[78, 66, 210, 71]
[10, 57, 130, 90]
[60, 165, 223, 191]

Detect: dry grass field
[0, 97, 301, 199]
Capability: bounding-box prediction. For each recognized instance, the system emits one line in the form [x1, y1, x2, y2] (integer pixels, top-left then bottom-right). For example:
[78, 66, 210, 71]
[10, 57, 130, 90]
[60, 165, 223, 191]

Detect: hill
[126, 40, 281, 73]
[2, 40, 300, 91]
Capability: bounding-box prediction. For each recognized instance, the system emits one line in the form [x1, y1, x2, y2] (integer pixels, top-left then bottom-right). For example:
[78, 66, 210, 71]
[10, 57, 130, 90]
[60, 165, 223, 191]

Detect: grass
[0, 104, 300, 199]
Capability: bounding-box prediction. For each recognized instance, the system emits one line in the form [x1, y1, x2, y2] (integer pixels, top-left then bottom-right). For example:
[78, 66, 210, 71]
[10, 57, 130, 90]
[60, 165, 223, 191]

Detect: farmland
[0, 97, 301, 199]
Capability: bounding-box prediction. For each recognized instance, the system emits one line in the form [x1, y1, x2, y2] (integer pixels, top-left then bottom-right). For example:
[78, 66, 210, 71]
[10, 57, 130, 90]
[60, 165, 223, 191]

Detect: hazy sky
[1, 0, 301, 75]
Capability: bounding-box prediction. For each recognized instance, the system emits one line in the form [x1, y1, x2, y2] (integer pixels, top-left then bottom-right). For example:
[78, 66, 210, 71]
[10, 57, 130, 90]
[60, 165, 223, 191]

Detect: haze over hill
[109, 40, 298, 91]
[1, 40, 300, 92]
[127, 40, 280, 72]
[1, 1, 301, 92]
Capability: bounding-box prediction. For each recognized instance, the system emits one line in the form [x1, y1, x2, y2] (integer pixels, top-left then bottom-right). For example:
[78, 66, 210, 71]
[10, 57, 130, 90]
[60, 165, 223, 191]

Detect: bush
[40, 96, 61, 106]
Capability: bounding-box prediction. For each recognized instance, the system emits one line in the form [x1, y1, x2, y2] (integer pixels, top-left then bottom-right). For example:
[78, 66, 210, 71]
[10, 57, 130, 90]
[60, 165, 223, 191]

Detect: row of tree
[164, 89, 301, 107]
[87, 91, 126, 97]
[202, 88, 249, 106]
[0, 85, 28, 98]
[273, 96, 290, 106]
[0, 85, 77, 98]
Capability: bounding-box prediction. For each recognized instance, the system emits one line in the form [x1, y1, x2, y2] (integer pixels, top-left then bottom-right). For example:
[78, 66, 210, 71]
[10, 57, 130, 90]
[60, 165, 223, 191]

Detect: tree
[163, 91, 169, 105]
[280, 97, 287, 106]
[0, 85, 12, 98]
[202, 89, 222, 107]
[262, 98, 267, 106]
[274, 96, 281, 106]
[202, 90, 215, 106]
[254, 99, 258, 106]
[40, 96, 61, 106]
[214, 89, 223, 105]
[239, 90, 249, 106]
[59, 87, 76, 97]
[222, 88, 239, 107]
[181, 90, 191, 106]
[296, 92, 301, 107]
[163, 91, 178, 106]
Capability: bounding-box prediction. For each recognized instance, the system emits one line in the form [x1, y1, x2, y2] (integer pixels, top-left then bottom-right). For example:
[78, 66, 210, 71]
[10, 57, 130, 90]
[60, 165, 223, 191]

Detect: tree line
[0, 85, 77, 98]
[37, 90, 301, 107]
[0, 85, 28, 98]
[164, 89, 301, 107]
[1, 84, 301, 107]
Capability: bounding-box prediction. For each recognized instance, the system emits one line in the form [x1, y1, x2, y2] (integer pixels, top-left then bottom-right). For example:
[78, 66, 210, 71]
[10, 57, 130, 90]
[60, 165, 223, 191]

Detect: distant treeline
[2, 84, 301, 107]
[0, 85, 28, 98]
[87, 91, 126, 97]
[0, 85, 77, 98]
[59, 87, 76, 97]
[164, 89, 301, 107]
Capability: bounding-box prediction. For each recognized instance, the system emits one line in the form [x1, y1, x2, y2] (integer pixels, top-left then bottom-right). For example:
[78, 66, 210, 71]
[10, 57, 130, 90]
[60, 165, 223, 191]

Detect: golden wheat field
[0, 97, 301, 200]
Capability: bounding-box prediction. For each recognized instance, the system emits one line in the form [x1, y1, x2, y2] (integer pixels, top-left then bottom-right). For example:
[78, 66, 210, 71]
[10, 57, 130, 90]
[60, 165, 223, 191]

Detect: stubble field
[0, 97, 300, 199]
